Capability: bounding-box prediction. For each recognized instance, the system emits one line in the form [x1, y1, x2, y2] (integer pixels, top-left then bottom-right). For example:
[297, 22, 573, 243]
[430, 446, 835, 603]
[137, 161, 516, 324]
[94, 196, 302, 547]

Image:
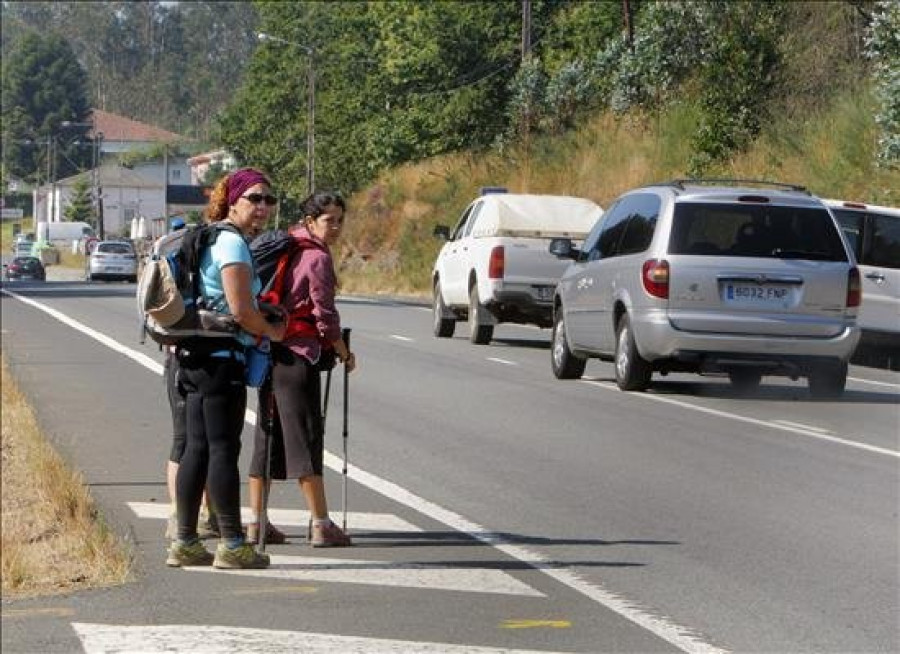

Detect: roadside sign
[1, 208, 24, 220]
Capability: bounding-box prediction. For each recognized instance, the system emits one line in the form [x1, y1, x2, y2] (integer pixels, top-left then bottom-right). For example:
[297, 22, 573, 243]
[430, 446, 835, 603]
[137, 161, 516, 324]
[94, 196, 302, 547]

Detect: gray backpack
[136, 223, 240, 346]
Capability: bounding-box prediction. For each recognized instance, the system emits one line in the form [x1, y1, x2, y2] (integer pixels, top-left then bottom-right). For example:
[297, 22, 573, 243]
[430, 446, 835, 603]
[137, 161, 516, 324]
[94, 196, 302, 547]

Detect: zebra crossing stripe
[188, 553, 544, 596]
[128, 502, 542, 597]
[71, 623, 567, 654]
[127, 502, 422, 533]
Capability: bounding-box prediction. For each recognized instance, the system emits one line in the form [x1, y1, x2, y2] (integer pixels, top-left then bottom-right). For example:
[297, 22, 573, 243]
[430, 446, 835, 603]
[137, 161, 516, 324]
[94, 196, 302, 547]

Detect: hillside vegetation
[337, 86, 900, 298]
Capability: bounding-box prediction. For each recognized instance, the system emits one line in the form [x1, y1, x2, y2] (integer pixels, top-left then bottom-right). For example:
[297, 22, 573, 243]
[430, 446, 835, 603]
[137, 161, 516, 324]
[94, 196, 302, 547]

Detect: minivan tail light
[642, 259, 669, 299]
[489, 246, 505, 279]
[847, 267, 861, 308]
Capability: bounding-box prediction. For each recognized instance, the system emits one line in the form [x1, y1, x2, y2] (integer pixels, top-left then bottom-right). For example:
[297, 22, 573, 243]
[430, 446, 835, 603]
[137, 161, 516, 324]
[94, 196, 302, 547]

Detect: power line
[403, 27, 551, 98]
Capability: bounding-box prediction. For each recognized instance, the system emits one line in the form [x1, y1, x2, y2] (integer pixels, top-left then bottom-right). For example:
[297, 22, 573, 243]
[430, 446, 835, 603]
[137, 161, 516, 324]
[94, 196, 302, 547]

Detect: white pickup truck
[431, 191, 603, 344]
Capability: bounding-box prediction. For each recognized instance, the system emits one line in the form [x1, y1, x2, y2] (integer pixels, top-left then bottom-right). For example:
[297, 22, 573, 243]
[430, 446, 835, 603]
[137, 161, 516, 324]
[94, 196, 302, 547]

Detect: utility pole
[45, 136, 55, 223]
[163, 143, 169, 228]
[96, 132, 104, 238]
[307, 49, 315, 195]
[622, 0, 634, 52]
[522, 0, 532, 60]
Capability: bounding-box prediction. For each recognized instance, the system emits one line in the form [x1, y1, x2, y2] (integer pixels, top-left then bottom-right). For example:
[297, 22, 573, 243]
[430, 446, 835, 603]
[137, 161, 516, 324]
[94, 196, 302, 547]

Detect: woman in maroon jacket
[248, 191, 356, 547]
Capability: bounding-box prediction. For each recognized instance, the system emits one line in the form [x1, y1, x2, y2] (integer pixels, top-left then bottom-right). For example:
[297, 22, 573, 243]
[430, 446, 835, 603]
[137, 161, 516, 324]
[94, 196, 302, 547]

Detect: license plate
[725, 284, 790, 304]
[535, 286, 554, 301]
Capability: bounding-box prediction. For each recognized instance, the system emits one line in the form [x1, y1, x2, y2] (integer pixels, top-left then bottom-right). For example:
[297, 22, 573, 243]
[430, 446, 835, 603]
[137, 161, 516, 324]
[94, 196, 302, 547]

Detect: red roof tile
[89, 109, 183, 143]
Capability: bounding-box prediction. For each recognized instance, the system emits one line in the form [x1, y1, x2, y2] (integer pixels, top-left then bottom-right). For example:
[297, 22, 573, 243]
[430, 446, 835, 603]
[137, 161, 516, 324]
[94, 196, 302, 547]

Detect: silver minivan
[550, 180, 861, 397]
[826, 199, 900, 369]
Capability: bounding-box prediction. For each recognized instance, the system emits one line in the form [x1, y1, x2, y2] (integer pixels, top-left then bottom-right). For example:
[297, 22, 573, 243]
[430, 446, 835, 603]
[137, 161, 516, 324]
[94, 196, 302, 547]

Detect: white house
[187, 149, 236, 185]
[33, 109, 204, 237]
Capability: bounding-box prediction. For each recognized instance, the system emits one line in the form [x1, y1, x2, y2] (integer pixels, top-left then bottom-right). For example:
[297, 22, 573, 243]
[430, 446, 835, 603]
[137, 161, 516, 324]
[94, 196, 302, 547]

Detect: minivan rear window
[669, 203, 848, 261]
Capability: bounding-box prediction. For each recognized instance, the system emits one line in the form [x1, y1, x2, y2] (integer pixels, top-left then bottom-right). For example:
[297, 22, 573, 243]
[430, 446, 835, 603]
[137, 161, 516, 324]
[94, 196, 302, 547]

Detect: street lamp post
[61, 120, 103, 236]
[257, 32, 316, 195]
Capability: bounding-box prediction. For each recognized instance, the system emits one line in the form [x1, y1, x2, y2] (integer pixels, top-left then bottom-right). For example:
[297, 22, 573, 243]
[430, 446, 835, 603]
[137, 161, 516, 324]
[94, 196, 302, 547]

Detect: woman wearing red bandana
[166, 168, 286, 570]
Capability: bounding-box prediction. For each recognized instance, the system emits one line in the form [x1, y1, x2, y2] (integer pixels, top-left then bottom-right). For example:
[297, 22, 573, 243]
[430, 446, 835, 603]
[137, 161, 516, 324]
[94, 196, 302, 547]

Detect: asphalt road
[1, 276, 898, 654]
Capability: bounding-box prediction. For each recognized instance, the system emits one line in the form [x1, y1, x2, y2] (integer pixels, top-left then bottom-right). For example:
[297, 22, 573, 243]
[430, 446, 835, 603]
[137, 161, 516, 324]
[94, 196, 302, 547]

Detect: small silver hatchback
[550, 180, 861, 397]
[88, 240, 138, 283]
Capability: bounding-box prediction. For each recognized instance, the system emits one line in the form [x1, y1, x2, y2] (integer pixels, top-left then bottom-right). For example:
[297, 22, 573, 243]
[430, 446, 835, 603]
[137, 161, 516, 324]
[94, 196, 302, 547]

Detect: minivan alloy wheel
[615, 314, 651, 391]
[551, 309, 586, 379]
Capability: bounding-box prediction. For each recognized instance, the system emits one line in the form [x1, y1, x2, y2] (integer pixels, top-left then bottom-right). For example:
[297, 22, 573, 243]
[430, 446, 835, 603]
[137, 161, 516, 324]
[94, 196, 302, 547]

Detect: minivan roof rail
[660, 178, 809, 194]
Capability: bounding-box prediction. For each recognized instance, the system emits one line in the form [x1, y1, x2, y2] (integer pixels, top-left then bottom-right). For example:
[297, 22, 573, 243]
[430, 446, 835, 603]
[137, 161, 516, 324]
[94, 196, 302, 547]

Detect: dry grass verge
[1, 356, 133, 599]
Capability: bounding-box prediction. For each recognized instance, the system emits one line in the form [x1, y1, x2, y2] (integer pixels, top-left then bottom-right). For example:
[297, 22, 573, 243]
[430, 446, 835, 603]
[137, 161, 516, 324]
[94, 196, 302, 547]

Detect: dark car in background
[4, 256, 46, 282]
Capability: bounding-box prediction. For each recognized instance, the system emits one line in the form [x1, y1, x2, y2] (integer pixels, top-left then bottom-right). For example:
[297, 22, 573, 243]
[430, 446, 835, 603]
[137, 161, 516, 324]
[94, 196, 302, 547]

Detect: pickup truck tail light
[642, 259, 669, 299]
[847, 267, 861, 307]
[489, 246, 505, 279]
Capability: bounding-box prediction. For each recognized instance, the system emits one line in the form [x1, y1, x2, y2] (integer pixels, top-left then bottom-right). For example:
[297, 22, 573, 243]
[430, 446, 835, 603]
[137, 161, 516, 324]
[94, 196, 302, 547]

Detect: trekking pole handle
[341, 327, 351, 360]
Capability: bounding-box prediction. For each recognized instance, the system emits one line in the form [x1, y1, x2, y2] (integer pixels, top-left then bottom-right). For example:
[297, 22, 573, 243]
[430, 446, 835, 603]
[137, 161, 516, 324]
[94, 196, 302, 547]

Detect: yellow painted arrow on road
[501, 619, 572, 629]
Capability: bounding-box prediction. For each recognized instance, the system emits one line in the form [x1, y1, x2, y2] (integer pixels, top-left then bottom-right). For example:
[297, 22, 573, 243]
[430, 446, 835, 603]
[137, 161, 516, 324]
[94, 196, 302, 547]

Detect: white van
[36, 221, 96, 244]
[826, 199, 900, 369]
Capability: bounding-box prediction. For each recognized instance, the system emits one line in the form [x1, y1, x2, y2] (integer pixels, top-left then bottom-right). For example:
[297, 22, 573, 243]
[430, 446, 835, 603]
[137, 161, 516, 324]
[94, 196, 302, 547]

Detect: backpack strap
[265, 234, 326, 341]
[181, 221, 244, 308]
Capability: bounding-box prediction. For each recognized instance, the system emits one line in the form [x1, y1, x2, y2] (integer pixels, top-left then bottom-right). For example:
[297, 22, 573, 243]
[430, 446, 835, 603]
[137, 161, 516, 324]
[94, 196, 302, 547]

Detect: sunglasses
[242, 193, 278, 206]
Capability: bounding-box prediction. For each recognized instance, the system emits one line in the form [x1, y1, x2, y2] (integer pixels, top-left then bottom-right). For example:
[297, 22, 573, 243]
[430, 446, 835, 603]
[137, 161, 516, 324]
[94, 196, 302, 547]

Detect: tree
[1, 31, 92, 183]
[867, 0, 900, 169]
[64, 176, 94, 224]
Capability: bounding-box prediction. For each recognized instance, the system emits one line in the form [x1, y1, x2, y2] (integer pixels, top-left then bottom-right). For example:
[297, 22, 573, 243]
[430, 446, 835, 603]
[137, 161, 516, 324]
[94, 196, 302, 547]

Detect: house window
[172, 169, 181, 181]
[124, 208, 136, 223]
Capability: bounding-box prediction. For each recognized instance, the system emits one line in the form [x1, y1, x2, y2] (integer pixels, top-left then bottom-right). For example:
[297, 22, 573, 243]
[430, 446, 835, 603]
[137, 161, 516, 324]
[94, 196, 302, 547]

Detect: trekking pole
[322, 364, 333, 431]
[341, 328, 351, 532]
[257, 375, 275, 555]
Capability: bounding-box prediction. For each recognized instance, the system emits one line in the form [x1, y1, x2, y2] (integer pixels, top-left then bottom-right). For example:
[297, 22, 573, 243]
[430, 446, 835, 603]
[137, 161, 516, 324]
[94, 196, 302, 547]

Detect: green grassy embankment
[337, 90, 899, 298]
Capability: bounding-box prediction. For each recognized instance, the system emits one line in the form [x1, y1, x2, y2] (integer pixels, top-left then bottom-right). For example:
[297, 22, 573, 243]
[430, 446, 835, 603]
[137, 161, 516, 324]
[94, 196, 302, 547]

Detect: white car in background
[826, 199, 900, 369]
[12, 240, 35, 258]
[88, 240, 138, 283]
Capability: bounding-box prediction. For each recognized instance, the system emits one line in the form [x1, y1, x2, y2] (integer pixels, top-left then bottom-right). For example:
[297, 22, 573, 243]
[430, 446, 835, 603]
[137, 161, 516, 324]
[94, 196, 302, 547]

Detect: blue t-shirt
[199, 228, 261, 347]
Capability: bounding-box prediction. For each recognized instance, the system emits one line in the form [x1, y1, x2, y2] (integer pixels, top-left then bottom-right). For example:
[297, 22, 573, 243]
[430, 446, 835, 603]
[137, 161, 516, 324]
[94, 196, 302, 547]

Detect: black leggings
[165, 351, 188, 463]
[176, 355, 247, 541]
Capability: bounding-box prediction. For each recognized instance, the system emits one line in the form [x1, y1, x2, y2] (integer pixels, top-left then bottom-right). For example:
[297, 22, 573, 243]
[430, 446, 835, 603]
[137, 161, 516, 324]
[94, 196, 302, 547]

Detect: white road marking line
[390, 334, 413, 342]
[9, 292, 727, 654]
[72, 623, 563, 654]
[847, 375, 900, 389]
[582, 379, 899, 459]
[486, 357, 517, 366]
[127, 502, 422, 533]
[331, 454, 727, 654]
[2, 289, 164, 375]
[771, 420, 831, 434]
[190, 553, 544, 597]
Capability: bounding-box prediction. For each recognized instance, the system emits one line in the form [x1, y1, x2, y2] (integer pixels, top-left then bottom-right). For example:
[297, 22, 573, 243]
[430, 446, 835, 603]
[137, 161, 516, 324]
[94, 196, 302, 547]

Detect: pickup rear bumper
[486, 287, 555, 328]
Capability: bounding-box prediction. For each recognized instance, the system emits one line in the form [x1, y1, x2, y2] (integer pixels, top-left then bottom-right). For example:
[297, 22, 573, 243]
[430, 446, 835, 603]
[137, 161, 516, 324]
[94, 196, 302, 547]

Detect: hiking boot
[197, 509, 220, 540]
[165, 512, 177, 541]
[213, 543, 270, 569]
[309, 520, 352, 548]
[166, 540, 214, 567]
[246, 521, 287, 545]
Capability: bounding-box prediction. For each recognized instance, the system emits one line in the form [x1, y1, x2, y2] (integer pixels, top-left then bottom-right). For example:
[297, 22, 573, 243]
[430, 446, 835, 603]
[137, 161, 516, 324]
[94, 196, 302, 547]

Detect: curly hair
[204, 174, 231, 223]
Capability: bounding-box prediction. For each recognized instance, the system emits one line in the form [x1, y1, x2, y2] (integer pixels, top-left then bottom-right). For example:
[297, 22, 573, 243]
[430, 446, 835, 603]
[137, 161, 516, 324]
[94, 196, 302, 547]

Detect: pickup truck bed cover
[471, 194, 602, 239]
